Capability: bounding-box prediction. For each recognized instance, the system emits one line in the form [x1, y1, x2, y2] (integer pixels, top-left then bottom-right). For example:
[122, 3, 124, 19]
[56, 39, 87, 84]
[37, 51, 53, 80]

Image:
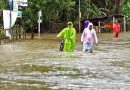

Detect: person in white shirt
[81, 22, 98, 53]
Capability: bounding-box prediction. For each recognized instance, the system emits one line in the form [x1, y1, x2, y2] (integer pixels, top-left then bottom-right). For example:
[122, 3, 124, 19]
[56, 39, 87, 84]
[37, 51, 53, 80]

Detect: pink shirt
[81, 28, 98, 45]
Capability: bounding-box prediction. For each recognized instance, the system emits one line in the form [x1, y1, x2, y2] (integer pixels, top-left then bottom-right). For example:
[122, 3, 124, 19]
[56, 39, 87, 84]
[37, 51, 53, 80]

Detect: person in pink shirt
[81, 22, 98, 53]
[113, 20, 120, 41]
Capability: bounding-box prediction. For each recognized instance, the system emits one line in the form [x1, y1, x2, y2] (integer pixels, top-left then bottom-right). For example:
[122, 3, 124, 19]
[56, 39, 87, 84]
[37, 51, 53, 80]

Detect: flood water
[0, 32, 130, 90]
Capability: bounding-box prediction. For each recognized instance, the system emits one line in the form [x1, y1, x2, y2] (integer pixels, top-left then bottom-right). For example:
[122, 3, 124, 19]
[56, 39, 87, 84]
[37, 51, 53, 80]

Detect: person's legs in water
[86, 43, 93, 53]
[114, 33, 119, 41]
[83, 43, 87, 52]
[82, 43, 89, 52]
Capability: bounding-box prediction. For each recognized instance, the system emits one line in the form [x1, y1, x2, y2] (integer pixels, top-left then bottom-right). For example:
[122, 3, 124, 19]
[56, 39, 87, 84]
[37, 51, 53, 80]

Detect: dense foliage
[0, 0, 130, 32]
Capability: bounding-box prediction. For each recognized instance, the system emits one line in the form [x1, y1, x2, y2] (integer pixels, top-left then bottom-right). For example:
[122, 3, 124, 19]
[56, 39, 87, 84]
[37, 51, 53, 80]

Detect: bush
[0, 31, 6, 37]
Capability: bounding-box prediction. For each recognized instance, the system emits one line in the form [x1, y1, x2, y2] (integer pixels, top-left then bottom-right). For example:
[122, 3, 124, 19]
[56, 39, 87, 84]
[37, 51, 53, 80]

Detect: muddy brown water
[0, 33, 130, 90]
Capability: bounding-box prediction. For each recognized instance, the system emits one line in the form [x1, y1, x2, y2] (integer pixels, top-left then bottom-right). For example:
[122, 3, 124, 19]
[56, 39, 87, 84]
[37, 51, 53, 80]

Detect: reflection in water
[0, 33, 130, 89]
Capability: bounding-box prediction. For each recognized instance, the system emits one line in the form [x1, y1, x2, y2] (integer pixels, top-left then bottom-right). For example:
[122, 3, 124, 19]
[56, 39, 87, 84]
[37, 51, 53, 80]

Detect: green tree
[1, 0, 130, 34]
[121, 1, 130, 21]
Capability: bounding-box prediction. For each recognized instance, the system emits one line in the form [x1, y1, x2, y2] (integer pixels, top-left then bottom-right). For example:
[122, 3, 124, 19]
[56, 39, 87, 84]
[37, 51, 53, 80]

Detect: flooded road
[0, 33, 130, 90]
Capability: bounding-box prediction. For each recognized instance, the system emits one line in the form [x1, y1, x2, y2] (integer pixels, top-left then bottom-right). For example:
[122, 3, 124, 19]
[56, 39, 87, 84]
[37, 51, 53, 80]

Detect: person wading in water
[57, 22, 76, 52]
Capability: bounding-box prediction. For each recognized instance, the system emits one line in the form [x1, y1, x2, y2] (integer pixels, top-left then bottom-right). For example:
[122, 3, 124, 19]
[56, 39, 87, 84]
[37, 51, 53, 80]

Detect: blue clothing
[83, 43, 93, 53]
[84, 20, 89, 28]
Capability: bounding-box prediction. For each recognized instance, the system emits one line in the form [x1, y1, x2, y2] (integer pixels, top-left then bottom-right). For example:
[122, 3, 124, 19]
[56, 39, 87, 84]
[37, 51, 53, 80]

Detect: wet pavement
[0, 32, 130, 90]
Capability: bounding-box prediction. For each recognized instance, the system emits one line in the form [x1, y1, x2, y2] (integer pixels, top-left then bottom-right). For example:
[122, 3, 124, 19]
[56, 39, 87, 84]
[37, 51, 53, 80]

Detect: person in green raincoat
[57, 22, 76, 52]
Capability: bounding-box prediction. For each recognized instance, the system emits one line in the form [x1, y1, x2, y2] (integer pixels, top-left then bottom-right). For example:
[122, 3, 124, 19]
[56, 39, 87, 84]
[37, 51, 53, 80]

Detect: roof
[81, 14, 124, 26]
[82, 14, 124, 22]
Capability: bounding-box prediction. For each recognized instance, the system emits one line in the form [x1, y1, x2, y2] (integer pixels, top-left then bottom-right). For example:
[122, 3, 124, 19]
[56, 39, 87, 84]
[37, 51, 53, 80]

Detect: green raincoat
[57, 23, 76, 52]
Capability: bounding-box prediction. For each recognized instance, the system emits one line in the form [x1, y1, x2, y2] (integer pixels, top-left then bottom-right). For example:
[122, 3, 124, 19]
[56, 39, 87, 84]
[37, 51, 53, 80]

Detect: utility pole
[115, 0, 121, 14]
[38, 10, 42, 38]
[124, 15, 126, 33]
[78, 0, 81, 33]
[9, 0, 12, 40]
[87, 0, 91, 19]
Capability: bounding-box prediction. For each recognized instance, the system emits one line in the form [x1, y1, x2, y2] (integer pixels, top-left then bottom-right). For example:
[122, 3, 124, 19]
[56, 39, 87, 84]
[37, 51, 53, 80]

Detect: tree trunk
[115, 0, 121, 14]
[31, 27, 34, 39]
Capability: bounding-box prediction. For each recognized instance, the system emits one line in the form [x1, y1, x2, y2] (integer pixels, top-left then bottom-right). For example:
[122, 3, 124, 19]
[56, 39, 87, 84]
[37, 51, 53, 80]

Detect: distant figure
[84, 20, 89, 28]
[57, 22, 76, 52]
[81, 20, 89, 51]
[113, 20, 120, 41]
[81, 22, 98, 53]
